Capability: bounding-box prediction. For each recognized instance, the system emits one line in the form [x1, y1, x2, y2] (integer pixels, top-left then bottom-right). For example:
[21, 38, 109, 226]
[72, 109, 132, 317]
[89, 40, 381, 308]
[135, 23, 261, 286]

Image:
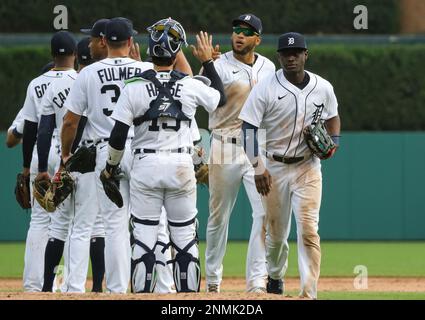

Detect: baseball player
[36, 34, 108, 293]
[75, 35, 105, 293]
[33, 31, 79, 292]
[19, 33, 74, 292]
[60, 17, 154, 293]
[203, 14, 275, 293]
[100, 18, 225, 293]
[6, 61, 54, 292]
[239, 32, 341, 299]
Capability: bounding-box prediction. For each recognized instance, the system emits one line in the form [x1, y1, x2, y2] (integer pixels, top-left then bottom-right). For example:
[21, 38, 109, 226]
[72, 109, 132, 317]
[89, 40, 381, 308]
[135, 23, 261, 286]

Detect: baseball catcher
[303, 120, 337, 160]
[15, 173, 31, 209]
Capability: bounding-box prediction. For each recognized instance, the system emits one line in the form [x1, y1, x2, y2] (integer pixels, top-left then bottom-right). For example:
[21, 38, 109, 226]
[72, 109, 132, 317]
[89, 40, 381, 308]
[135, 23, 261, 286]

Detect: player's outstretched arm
[191, 32, 226, 107]
[175, 50, 193, 76]
[61, 110, 81, 165]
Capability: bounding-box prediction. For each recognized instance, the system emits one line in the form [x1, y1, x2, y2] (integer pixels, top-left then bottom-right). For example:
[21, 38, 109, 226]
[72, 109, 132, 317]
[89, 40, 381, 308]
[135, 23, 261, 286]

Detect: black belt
[265, 152, 304, 164]
[82, 138, 109, 146]
[134, 147, 192, 155]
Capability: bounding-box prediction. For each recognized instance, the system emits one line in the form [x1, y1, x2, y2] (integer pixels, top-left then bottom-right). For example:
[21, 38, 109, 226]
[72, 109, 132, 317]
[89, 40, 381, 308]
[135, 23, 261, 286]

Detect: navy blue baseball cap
[277, 32, 307, 52]
[81, 18, 110, 38]
[232, 14, 262, 35]
[51, 31, 77, 56]
[77, 37, 94, 66]
[105, 17, 138, 42]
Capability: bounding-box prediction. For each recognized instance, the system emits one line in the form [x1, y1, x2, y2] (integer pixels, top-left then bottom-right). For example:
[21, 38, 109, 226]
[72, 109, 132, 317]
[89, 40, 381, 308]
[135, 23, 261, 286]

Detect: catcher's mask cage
[147, 18, 187, 58]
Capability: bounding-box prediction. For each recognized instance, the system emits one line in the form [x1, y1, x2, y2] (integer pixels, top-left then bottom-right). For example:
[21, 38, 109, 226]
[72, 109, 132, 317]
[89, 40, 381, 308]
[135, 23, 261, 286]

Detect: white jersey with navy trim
[64, 57, 153, 140]
[40, 69, 78, 141]
[21, 70, 61, 123]
[208, 51, 275, 136]
[239, 69, 338, 158]
[112, 70, 220, 151]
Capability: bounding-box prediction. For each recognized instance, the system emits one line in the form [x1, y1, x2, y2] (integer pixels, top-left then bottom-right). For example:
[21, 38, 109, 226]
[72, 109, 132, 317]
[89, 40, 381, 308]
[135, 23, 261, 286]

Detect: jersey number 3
[101, 84, 120, 116]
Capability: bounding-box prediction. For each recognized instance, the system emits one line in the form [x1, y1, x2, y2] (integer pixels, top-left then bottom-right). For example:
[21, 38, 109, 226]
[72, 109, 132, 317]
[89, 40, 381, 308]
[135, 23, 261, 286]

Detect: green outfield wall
[1, 132, 424, 241]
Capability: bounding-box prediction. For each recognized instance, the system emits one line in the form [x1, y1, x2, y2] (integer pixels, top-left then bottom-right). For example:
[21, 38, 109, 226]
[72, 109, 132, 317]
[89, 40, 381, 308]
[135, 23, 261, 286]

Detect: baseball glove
[192, 144, 209, 185]
[33, 171, 75, 212]
[65, 145, 96, 174]
[195, 163, 209, 185]
[100, 166, 123, 208]
[15, 173, 31, 209]
[303, 121, 336, 160]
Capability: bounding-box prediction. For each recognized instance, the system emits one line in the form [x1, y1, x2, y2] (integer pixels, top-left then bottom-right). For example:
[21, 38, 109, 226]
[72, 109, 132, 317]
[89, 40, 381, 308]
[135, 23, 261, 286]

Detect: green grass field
[2, 241, 425, 299]
[2, 241, 425, 277]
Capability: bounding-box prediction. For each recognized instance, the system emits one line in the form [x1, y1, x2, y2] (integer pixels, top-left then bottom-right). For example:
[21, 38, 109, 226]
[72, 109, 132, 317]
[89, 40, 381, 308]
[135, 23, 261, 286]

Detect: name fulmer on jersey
[97, 67, 143, 84]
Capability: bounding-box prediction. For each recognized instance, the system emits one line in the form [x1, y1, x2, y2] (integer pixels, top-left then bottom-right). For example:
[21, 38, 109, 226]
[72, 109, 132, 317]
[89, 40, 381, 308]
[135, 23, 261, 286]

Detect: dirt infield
[1, 277, 425, 300]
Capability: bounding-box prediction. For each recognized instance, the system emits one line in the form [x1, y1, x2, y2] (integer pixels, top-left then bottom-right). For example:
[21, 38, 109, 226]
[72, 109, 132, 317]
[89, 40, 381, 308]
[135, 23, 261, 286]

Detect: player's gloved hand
[35, 172, 50, 183]
[100, 163, 124, 208]
[33, 169, 74, 212]
[15, 170, 31, 209]
[321, 146, 337, 160]
[303, 121, 337, 160]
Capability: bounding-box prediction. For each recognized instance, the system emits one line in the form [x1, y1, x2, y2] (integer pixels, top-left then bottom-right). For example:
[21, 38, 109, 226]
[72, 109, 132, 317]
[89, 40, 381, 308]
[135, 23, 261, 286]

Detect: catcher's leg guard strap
[130, 216, 159, 293]
[168, 218, 201, 293]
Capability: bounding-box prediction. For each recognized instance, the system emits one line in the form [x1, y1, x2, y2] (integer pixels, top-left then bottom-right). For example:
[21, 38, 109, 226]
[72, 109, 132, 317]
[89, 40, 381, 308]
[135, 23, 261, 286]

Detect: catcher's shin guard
[130, 216, 159, 293]
[168, 218, 201, 293]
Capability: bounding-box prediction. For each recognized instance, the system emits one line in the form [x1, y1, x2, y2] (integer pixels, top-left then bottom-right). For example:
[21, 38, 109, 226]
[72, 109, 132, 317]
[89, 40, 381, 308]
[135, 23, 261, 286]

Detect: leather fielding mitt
[15, 173, 31, 209]
[195, 163, 209, 185]
[65, 145, 96, 174]
[33, 170, 75, 213]
[303, 121, 336, 160]
[100, 165, 124, 208]
[192, 144, 209, 186]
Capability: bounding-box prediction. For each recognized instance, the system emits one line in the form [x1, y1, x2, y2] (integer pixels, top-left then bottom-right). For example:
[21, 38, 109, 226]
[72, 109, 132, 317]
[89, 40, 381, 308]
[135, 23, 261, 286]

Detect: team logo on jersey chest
[312, 103, 325, 125]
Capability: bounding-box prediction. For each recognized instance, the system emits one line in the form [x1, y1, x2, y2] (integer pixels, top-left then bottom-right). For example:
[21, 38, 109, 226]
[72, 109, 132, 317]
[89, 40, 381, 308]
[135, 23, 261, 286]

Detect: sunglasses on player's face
[232, 26, 259, 37]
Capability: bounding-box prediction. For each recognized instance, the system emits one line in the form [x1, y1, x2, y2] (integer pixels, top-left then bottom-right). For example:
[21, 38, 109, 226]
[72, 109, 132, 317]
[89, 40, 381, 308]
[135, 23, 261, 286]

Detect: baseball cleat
[247, 286, 267, 293]
[207, 283, 220, 293]
[266, 276, 284, 294]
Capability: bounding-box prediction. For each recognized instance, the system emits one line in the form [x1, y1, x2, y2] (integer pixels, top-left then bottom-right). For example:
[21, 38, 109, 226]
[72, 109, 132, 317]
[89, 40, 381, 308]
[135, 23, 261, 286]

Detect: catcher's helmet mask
[147, 18, 187, 58]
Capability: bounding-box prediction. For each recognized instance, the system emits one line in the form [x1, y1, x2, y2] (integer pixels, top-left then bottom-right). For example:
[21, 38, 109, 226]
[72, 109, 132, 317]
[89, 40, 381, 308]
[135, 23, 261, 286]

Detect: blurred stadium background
[1, 0, 425, 297]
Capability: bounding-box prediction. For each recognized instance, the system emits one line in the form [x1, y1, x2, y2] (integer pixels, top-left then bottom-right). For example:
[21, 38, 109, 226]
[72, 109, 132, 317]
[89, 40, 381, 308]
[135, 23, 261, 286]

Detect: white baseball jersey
[21, 71, 59, 123]
[64, 57, 153, 140]
[21, 70, 64, 136]
[40, 69, 78, 143]
[111, 70, 220, 151]
[239, 69, 339, 157]
[208, 51, 275, 136]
